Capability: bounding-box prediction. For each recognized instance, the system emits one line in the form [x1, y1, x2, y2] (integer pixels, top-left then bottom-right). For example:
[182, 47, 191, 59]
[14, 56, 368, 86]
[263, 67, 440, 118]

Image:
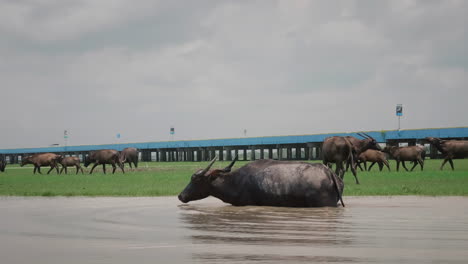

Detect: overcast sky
[1, 0, 467, 148]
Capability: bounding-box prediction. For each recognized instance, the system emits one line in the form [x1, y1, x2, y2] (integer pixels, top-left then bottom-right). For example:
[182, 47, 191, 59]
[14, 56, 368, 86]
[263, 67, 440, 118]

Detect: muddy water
[1, 197, 467, 264]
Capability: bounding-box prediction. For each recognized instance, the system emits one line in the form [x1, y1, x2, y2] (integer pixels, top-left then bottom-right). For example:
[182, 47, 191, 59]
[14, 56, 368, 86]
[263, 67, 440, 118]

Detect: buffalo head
[20, 156, 32, 167]
[425, 137, 442, 145]
[117, 159, 125, 170]
[83, 156, 91, 167]
[357, 132, 381, 151]
[382, 146, 396, 154]
[55, 155, 64, 163]
[118, 152, 126, 164]
[178, 155, 238, 203]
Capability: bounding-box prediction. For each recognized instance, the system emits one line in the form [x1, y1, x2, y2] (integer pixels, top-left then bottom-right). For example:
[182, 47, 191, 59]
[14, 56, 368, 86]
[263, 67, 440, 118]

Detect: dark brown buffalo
[57, 156, 84, 174]
[0, 159, 6, 172]
[323, 133, 380, 184]
[119, 147, 139, 168]
[357, 149, 390, 172]
[84, 149, 124, 174]
[178, 156, 344, 207]
[382, 145, 425, 171]
[425, 137, 468, 170]
[344, 134, 382, 169]
[323, 136, 356, 182]
[20, 153, 61, 174]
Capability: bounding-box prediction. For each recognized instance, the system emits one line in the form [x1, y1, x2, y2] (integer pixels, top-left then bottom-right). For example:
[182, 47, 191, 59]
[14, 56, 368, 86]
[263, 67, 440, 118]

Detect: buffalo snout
[178, 194, 188, 203]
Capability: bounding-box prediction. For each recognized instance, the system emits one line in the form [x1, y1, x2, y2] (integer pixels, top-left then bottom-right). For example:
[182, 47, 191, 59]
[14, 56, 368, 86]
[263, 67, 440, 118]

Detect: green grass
[345, 160, 468, 196]
[0, 159, 467, 196]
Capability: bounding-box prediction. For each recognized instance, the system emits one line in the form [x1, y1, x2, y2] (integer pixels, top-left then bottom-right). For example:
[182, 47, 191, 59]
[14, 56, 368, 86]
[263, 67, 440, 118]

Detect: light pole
[64, 130, 68, 147]
[396, 104, 403, 131]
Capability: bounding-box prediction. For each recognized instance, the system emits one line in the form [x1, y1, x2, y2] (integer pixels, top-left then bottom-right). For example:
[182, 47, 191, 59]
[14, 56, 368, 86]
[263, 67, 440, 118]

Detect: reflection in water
[179, 197, 468, 264]
[192, 253, 360, 263]
[179, 204, 364, 263]
[179, 205, 348, 246]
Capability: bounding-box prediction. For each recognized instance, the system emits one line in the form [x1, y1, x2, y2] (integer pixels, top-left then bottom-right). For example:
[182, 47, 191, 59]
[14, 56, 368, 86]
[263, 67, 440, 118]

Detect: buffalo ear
[206, 169, 225, 181]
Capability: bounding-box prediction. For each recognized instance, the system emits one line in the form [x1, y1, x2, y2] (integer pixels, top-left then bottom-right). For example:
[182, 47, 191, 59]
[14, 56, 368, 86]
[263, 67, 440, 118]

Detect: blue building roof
[1, 127, 467, 155]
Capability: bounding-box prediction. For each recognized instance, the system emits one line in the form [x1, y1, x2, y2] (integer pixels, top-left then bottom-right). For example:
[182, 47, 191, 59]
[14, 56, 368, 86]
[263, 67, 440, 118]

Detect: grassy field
[0, 159, 467, 197]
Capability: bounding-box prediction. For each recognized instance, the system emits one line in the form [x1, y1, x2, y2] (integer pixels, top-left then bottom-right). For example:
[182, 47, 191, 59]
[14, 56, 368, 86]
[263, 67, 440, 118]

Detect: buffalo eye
[191, 174, 202, 182]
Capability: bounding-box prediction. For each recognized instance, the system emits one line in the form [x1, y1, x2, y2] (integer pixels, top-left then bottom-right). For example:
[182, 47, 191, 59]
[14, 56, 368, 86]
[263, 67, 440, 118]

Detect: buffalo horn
[356, 133, 367, 139]
[362, 132, 374, 139]
[199, 155, 218, 176]
[222, 155, 238, 173]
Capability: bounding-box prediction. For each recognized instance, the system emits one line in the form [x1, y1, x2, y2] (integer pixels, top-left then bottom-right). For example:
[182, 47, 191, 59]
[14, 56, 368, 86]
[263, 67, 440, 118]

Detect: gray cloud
[0, 0, 467, 148]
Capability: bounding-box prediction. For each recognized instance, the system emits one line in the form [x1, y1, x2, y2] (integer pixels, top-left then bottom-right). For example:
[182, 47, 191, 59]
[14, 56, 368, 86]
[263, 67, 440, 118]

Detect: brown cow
[323, 136, 358, 183]
[382, 146, 425, 172]
[357, 149, 390, 172]
[323, 133, 380, 184]
[425, 137, 468, 170]
[20, 153, 61, 174]
[84, 149, 124, 174]
[57, 156, 84, 174]
[344, 133, 382, 171]
[119, 147, 139, 168]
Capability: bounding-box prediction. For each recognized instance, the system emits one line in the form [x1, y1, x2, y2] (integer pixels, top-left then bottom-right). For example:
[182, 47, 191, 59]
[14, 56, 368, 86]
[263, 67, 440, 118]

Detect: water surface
[1, 196, 467, 263]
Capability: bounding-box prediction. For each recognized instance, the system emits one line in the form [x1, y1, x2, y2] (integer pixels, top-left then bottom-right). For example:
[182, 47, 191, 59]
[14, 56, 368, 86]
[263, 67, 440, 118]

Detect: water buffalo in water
[425, 137, 468, 170]
[322, 133, 380, 184]
[20, 153, 61, 174]
[84, 149, 124, 174]
[57, 156, 84, 174]
[178, 156, 344, 207]
[119, 147, 139, 168]
[382, 145, 425, 171]
[357, 149, 390, 172]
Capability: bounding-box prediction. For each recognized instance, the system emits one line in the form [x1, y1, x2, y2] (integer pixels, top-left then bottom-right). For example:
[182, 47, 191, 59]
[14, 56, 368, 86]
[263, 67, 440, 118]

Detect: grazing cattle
[322, 136, 357, 183]
[119, 147, 139, 168]
[20, 153, 61, 174]
[84, 149, 124, 174]
[382, 146, 425, 171]
[357, 149, 390, 172]
[323, 133, 380, 184]
[57, 156, 84, 174]
[344, 134, 382, 170]
[178, 156, 344, 207]
[425, 137, 468, 170]
[0, 159, 5, 172]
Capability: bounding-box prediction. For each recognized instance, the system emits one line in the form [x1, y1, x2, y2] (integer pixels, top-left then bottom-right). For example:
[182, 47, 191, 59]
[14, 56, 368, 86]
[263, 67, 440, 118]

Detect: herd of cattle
[0, 137, 466, 177]
[0, 147, 139, 175]
[1, 136, 467, 207]
[178, 135, 468, 208]
[178, 136, 468, 207]
[324, 135, 468, 185]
